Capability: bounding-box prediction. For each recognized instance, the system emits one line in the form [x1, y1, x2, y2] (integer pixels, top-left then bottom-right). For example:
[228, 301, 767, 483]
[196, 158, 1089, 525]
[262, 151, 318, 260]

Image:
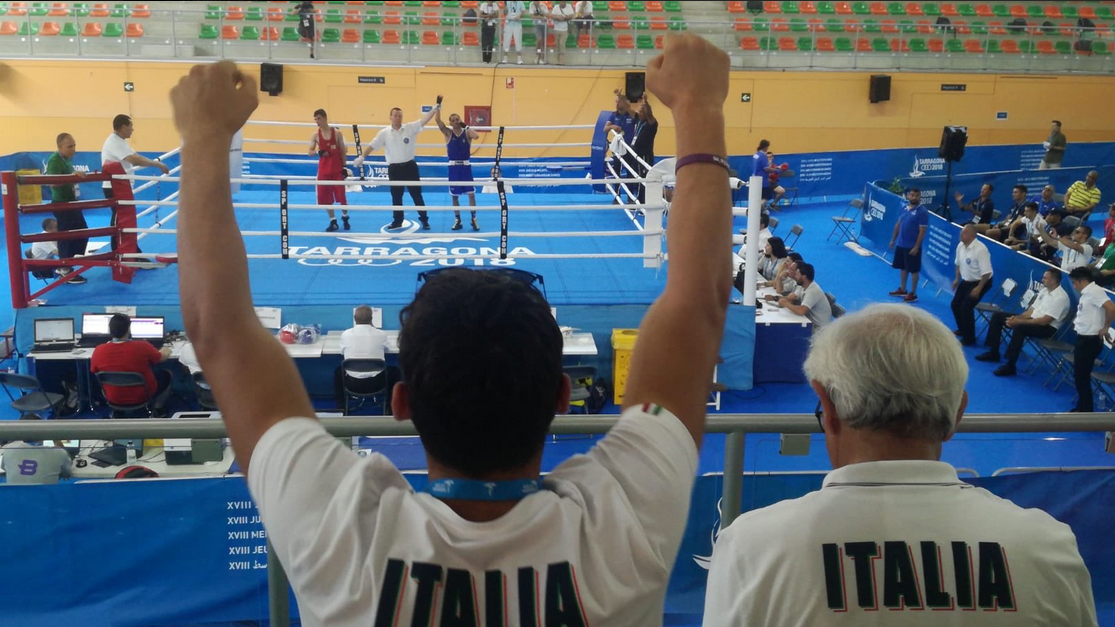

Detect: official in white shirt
[951, 224, 994, 345]
[704, 304, 1099, 627]
[102, 114, 169, 254]
[354, 105, 440, 231]
[1069, 267, 1115, 412]
[976, 268, 1070, 376]
[334, 305, 391, 410]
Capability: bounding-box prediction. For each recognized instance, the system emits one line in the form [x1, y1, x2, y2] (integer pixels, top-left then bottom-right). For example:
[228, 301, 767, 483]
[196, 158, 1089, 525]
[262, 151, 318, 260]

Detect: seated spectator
[1034, 184, 1062, 217]
[1097, 203, 1115, 255]
[24, 218, 60, 280]
[983, 184, 1028, 241]
[738, 211, 772, 255]
[1004, 202, 1044, 252]
[1037, 223, 1094, 272]
[573, 0, 594, 37]
[703, 304, 1098, 626]
[334, 305, 393, 410]
[778, 262, 832, 329]
[90, 313, 173, 414]
[0, 414, 72, 485]
[954, 182, 994, 226]
[1030, 209, 1072, 261]
[1064, 170, 1101, 218]
[1093, 231, 1115, 287]
[757, 236, 787, 281]
[761, 252, 802, 298]
[976, 268, 1070, 376]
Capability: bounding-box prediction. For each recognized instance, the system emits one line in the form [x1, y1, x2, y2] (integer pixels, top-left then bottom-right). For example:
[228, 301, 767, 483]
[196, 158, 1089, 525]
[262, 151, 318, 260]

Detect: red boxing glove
[780, 163, 789, 171]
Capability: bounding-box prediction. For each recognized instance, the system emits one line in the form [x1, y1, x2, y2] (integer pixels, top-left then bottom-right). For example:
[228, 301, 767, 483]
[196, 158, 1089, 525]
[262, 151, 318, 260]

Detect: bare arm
[466, 126, 480, 141]
[171, 62, 315, 475]
[622, 34, 731, 449]
[307, 132, 318, 157]
[417, 101, 441, 127]
[911, 225, 927, 253]
[124, 153, 170, 174]
[336, 130, 346, 159]
[1059, 236, 1085, 253]
[434, 108, 450, 138]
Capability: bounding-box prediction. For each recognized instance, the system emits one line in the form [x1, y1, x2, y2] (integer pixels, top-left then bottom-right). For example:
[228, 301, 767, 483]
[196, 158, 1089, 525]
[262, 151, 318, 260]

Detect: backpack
[585, 377, 610, 414]
[462, 8, 477, 24]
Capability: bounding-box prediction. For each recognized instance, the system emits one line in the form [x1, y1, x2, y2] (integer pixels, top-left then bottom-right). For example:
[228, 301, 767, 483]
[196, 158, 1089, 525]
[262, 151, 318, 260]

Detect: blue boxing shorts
[448, 162, 475, 197]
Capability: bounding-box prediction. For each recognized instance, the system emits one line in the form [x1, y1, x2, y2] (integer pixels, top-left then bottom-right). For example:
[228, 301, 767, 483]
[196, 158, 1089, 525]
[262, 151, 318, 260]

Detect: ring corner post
[106, 162, 137, 284]
[2, 171, 29, 309]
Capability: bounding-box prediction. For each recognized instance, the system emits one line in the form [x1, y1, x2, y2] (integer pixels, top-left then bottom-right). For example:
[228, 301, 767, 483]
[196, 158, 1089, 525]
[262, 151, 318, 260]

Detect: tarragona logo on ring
[286, 221, 537, 268]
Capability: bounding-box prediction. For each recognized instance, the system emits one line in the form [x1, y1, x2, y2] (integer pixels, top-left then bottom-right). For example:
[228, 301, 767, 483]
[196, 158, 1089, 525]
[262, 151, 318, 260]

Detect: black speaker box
[260, 63, 283, 97]
[625, 72, 645, 103]
[939, 126, 968, 162]
[869, 74, 891, 103]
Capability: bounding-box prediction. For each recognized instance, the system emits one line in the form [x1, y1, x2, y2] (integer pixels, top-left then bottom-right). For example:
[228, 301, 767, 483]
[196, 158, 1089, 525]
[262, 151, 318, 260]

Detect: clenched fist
[646, 33, 729, 114]
[170, 61, 259, 144]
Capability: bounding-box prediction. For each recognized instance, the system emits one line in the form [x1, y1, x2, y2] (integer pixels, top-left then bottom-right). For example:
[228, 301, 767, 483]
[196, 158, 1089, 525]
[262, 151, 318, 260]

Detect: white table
[70, 439, 237, 479]
[320, 330, 598, 356]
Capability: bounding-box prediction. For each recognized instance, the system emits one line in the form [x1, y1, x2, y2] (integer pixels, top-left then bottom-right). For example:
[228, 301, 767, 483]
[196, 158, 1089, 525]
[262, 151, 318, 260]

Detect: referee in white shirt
[1069, 267, 1115, 412]
[951, 224, 994, 345]
[355, 103, 441, 231]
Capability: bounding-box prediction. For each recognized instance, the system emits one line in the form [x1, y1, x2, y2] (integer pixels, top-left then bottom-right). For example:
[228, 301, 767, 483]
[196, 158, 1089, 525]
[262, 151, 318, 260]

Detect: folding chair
[828, 198, 863, 243]
[341, 358, 389, 415]
[777, 168, 799, 210]
[1022, 308, 1074, 376]
[974, 277, 1017, 337]
[785, 224, 804, 249]
[193, 372, 218, 411]
[825, 292, 846, 318]
[94, 371, 153, 418]
[559, 366, 598, 441]
[1047, 330, 1115, 398]
[0, 372, 64, 418]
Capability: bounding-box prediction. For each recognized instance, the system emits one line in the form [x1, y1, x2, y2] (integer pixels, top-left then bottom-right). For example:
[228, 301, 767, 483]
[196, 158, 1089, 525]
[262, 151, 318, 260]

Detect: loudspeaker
[939, 125, 968, 162]
[260, 63, 283, 97]
[625, 72, 645, 103]
[869, 74, 891, 103]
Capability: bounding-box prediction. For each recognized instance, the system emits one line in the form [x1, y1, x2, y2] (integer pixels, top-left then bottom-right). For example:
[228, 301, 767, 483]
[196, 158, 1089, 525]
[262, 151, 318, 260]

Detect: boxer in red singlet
[309, 109, 349, 232]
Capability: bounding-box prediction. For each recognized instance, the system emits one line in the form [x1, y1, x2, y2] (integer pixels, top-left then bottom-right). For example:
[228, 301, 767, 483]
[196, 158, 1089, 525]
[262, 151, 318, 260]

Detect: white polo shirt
[339, 324, 389, 379]
[248, 404, 697, 627]
[551, 3, 574, 30]
[369, 121, 424, 164]
[1032, 285, 1070, 330]
[29, 235, 57, 260]
[704, 460, 1098, 627]
[1059, 241, 1094, 272]
[955, 238, 992, 282]
[101, 132, 137, 189]
[1075, 281, 1111, 336]
[1023, 214, 1047, 239]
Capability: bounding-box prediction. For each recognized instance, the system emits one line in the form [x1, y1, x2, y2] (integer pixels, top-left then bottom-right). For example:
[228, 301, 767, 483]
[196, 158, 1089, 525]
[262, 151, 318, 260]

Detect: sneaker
[902, 292, 918, 303]
[888, 287, 908, 297]
[992, 364, 1017, 377]
[342, 216, 351, 231]
[975, 351, 1000, 362]
[385, 221, 404, 230]
[517, 57, 524, 65]
[326, 220, 339, 233]
[501, 55, 508, 63]
[471, 218, 480, 231]
[420, 220, 431, 231]
[66, 274, 87, 284]
[452, 218, 463, 231]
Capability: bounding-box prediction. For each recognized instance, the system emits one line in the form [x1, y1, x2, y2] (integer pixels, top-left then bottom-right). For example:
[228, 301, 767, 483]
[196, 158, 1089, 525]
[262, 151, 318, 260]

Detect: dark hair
[798, 262, 815, 282]
[907, 187, 920, 194]
[1023, 201, 1039, 212]
[1045, 268, 1063, 283]
[1070, 267, 1094, 283]
[757, 139, 770, 151]
[1047, 209, 1065, 221]
[1013, 184, 1028, 195]
[41, 218, 57, 230]
[56, 133, 73, 147]
[787, 252, 804, 263]
[982, 183, 994, 192]
[1052, 120, 1062, 127]
[767, 236, 788, 259]
[390, 107, 402, 115]
[108, 313, 131, 339]
[760, 212, 770, 227]
[313, 109, 327, 118]
[1079, 224, 1094, 237]
[112, 114, 132, 131]
[398, 269, 563, 476]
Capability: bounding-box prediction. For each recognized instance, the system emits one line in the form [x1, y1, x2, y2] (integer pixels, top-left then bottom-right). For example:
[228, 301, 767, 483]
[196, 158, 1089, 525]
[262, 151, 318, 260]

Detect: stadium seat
[608, 1, 625, 11]
[47, 2, 68, 16]
[975, 3, 992, 17]
[908, 36, 927, 51]
[772, 18, 789, 31]
[869, 2, 886, 15]
[870, 36, 889, 50]
[268, 6, 283, 20]
[922, 2, 940, 16]
[790, 17, 809, 31]
[29, 2, 46, 17]
[220, 25, 239, 39]
[970, 20, 986, 35]
[645, 1, 663, 11]
[817, 1, 835, 14]
[778, 36, 797, 50]
[577, 32, 591, 47]
[81, 21, 102, 36]
[940, 3, 958, 17]
[1079, 6, 1098, 20]
[597, 33, 616, 48]
[384, 10, 400, 24]
[988, 21, 1006, 35]
[797, 35, 813, 49]
[650, 14, 667, 29]
[636, 33, 653, 48]
[1094, 40, 1111, 55]
[833, 36, 853, 50]
[419, 29, 436, 44]
[244, 6, 263, 21]
[403, 30, 418, 44]
[886, 2, 904, 15]
[852, 2, 869, 15]
[782, 1, 801, 14]
[757, 35, 774, 49]
[362, 28, 380, 43]
[126, 22, 142, 37]
[663, 1, 681, 12]
[260, 26, 280, 40]
[824, 17, 843, 31]
[612, 19, 630, 29]
[904, 1, 922, 15]
[1026, 4, 1042, 18]
[319, 27, 339, 41]
[199, 23, 218, 39]
[1054, 40, 1070, 55]
[816, 35, 834, 50]
[740, 35, 760, 50]
[764, 1, 782, 13]
[59, 21, 77, 36]
[898, 19, 915, 33]
[957, 3, 975, 17]
[734, 17, 752, 31]
[854, 37, 870, 50]
[240, 25, 260, 40]
[999, 38, 1019, 53]
[280, 26, 300, 41]
[801, 1, 818, 14]
[881, 19, 897, 32]
[365, 11, 381, 23]
[39, 20, 58, 35]
[992, 3, 1010, 18]
[1009, 4, 1026, 18]
[890, 37, 909, 51]
[964, 38, 983, 52]
[226, 6, 244, 20]
[421, 10, 437, 25]
[617, 33, 634, 48]
[1043, 4, 1062, 19]
[863, 18, 880, 32]
[927, 37, 943, 51]
[461, 30, 478, 45]
[668, 15, 685, 30]
[834, 1, 852, 15]
[1017, 39, 1034, 53]
[6, 2, 26, 16]
[916, 18, 933, 33]
[628, 1, 646, 10]
[73, 3, 91, 17]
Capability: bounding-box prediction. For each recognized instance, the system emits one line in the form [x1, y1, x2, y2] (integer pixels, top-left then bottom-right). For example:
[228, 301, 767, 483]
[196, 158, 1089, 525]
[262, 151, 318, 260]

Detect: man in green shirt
[1095, 239, 1115, 288]
[1040, 120, 1067, 170]
[45, 133, 87, 284]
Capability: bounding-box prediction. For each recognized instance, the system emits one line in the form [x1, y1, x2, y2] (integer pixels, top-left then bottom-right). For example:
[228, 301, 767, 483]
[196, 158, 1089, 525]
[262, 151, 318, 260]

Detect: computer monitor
[81, 313, 113, 338]
[130, 317, 165, 340]
[34, 318, 74, 343]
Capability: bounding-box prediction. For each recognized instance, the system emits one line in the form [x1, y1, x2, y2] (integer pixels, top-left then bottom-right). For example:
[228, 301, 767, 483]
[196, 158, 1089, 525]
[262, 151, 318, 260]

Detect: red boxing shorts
[317, 171, 348, 206]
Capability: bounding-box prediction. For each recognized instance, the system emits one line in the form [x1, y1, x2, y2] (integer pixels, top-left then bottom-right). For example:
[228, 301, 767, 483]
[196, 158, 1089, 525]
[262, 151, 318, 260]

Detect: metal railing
[2, 411, 1114, 627]
[0, 6, 1112, 73]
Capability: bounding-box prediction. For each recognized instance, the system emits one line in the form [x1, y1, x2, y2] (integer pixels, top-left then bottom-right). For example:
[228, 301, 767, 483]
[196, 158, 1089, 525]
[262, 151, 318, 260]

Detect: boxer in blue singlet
[435, 106, 481, 231]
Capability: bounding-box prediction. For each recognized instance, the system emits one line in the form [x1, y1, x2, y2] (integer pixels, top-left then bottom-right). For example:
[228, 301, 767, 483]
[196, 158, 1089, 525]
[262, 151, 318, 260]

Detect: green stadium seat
[60, 21, 77, 36]
[241, 25, 260, 40]
[102, 21, 121, 36]
[1017, 39, 1034, 53]
[596, 32, 615, 48]
[636, 33, 653, 48]
[1026, 4, 1042, 18]
[404, 0, 422, 6]
[632, 15, 648, 29]
[363, 28, 380, 43]
[246, 6, 263, 21]
[970, 20, 986, 35]
[18, 21, 38, 35]
[1061, 5, 1078, 20]
[922, 3, 940, 16]
[281, 26, 300, 41]
[403, 30, 419, 45]
[863, 18, 880, 32]
[663, 0, 681, 11]
[365, 11, 381, 24]
[1097, 7, 1113, 20]
[522, 31, 536, 47]
[946, 37, 964, 52]
[754, 16, 769, 31]
[73, 3, 90, 17]
[1094, 40, 1111, 55]
[797, 35, 812, 49]
[592, 1, 607, 11]
[957, 3, 977, 17]
[783, 1, 800, 14]
[206, 4, 221, 20]
[321, 27, 340, 42]
[759, 35, 775, 50]
[404, 11, 419, 25]
[110, 2, 125, 18]
[887, 2, 904, 15]
[852, 2, 869, 15]
[1054, 40, 1070, 55]
[285, 8, 301, 21]
[986, 38, 1001, 53]
[668, 15, 685, 30]
[898, 19, 915, 33]
[824, 17, 843, 31]
[992, 3, 1009, 18]
[871, 36, 889, 51]
[627, 1, 645, 10]
[200, 23, 218, 39]
[834, 36, 853, 50]
[442, 1, 459, 7]
[817, 1, 835, 14]
[325, 9, 343, 23]
[790, 17, 808, 31]
[367, 0, 385, 4]
[30, 2, 47, 16]
[908, 37, 927, 51]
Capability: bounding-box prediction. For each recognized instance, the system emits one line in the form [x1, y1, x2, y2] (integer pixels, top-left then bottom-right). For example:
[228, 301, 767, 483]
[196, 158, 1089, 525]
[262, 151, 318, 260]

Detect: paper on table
[105, 306, 137, 317]
[255, 307, 282, 329]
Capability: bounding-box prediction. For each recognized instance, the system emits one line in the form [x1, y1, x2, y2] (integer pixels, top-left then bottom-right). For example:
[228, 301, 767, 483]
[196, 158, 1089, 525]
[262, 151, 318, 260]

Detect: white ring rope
[117, 200, 658, 212]
[123, 227, 664, 239]
[245, 121, 597, 131]
[121, 175, 650, 187]
[607, 129, 654, 173]
[121, 252, 661, 261]
[243, 142, 591, 151]
[605, 162, 642, 205]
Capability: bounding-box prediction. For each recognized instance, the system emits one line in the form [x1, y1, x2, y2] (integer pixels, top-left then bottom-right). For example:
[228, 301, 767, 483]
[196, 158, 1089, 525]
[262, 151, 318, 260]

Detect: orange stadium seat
[764, 1, 782, 13]
[382, 29, 400, 43]
[927, 38, 943, 52]
[801, 1, 818, 14]
[834, 2, 852, 15]
[617, 33, 634, 48]
[261, 26, 280, 40]
[1009, 4, 1027, 18]
[385, 0, 403, 5]
[734, 17, 752, 30]
[81, 21, 102, 36]
[342, 28, 359, 42]
[645, 1, 662, 11]
[778, 36, 797, 50]
[975, 3, 993, 17]
[462, 30, 479, 45]
[221, 25, 239, 39]
[421, 30, 438, 44]
[905, 2, 923, 15]
[870, 2, 887, 15]
[268, 7, 284, 20]
[345, 9, 362, 23]
[650, 15, 667, 29]
[740, 36, 760, 50]
[1044, 4, 1063, 19]
[816, 36, 835, 50]
[424, 1, 441, 6]
[881, 19, 898, 32]
[131, 4, 151, 18]
[422, 11, 439, 25]
[940, 3, 959, 16]
[384, 11, 401, 24]
[39, 21, 60, 36]
[891, 37, 909, 51]
[461, 1, 478, 8]
[126, 22, 143, 37]
[728, 1, 745, 12]
[7, 3, 27, 17]
[47, 3, 69, 17]
[655, 34, 664, 48]
[772, 18, 789, 31]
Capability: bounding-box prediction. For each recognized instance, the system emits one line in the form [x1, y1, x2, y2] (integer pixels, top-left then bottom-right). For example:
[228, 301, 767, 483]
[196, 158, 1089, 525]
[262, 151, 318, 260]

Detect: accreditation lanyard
[426, 478, 543, 501]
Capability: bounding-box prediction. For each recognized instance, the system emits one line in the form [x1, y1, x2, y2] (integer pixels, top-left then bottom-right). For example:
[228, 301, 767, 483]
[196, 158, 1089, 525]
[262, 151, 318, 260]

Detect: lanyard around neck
[426, 478, 543, 501]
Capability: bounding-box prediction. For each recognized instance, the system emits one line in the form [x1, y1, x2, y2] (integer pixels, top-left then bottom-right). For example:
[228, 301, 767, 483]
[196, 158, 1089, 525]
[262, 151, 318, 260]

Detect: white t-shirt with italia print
[248, 403, 698, 627]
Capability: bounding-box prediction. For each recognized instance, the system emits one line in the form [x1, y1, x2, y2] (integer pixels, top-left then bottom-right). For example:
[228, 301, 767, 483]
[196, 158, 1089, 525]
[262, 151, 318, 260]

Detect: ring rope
[121, 175, 650, 187]
[245, 121, 597, 132]
[120, 252, 661, 261]
[118, 200, 658, 212]
[123, 228, 663, 239]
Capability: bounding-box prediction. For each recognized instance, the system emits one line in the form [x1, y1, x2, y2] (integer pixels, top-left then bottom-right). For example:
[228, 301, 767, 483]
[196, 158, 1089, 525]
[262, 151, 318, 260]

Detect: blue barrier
[3, 470, 1107, 625]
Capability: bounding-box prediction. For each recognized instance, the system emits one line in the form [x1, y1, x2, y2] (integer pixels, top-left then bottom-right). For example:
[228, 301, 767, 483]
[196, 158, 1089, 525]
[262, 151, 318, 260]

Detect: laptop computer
[31, 318, 75, 353]
[131, 317, 166, 349]
[77, 313, 114, 348]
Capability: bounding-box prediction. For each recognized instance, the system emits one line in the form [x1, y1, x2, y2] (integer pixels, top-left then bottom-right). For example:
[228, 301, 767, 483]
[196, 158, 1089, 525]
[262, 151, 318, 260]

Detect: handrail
[992, 465, 1115, 477]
